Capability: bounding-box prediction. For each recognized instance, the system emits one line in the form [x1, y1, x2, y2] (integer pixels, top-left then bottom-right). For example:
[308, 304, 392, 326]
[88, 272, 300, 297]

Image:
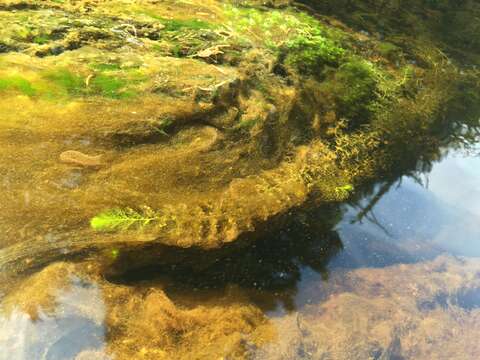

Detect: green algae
[88, 74, 132, 99]
[89, 62, 122, 72]
[222, 6, 347, 74]
[43, 68, 85, 96]
[333, 59, 380, 125]
[0, 68, 136, 100]
[32, 34, 50, 45]
[377, 41, 402, 59]
[139, 9, 215, 31]
[30, 67, 144, 99]
[162, 18, 214, 32]
[0, 0, 479, 274]
[0, 75, 37, 96]
[235, 117, 260, 130]
[0, 1, 479, 359]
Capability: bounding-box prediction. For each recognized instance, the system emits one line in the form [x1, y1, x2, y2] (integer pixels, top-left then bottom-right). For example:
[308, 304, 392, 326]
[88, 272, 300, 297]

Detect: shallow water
[1, 1, 480, 358]
[2, 139, 480, 359]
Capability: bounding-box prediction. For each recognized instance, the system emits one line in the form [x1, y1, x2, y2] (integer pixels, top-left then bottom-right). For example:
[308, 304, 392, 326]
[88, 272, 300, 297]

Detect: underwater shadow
[107, 204, 344, 312]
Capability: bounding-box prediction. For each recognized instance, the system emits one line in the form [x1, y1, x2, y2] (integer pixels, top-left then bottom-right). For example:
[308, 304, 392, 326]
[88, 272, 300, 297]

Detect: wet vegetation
[1, 0, 480, 358]
[0, 0, 477, 283]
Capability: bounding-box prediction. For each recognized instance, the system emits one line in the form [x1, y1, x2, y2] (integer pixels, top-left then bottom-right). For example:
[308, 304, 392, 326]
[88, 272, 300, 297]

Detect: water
[335, 149, 480, 266]
[0, 2, 479, 357]
[1, 140, 480, 359]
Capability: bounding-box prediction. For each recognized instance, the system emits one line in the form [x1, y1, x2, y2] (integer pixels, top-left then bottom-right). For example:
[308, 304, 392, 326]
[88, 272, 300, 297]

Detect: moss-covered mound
[0, 0, 479, 274]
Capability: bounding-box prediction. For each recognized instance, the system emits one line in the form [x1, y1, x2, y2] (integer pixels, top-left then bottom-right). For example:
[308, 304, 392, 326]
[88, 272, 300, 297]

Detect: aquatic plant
[334, 184, 354, 197]
[139, 9, 214, 31]
[283, 34, 345, 74]
[332, 59, 381, 125]
[89, 62, 122, 72]
[161, 18, 214, 32]
[225, 6, 344, 54]
[110, 248, 120, 259]
[88, 74, 131, 99]
[32, 34, 50, 45]
[154, 118, 173, 136]
[0, 75, 37, 96]
[90, 207, 169, 231]
[42, 68, 141, 99]
[43, 68, 85, 96]
[377, 41, 401, 60]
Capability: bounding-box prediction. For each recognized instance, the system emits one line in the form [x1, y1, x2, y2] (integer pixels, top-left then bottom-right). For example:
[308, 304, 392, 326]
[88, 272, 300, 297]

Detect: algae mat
[1, 0, 477, 275]
[0, 1, 480, 359]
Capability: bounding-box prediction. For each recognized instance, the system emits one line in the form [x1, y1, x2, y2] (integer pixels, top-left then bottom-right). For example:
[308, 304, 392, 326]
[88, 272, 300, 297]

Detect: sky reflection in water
[0, 276, 108, 360]
[337, 148, 480, 265]
[292, 147, 480, 312]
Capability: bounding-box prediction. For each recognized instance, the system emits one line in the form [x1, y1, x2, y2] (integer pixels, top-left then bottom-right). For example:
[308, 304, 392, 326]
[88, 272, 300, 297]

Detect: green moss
[333, 59, 380, 125]
[43, 68, 85, 96]
[0, 75, 37, 96]
[284, 34, 345, 74]
[225, 6, 344, 72]
[88, 74, 130, 99]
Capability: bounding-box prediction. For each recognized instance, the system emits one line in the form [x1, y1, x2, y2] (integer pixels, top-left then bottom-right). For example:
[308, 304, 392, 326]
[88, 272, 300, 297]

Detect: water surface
[1, 145, 480, 359]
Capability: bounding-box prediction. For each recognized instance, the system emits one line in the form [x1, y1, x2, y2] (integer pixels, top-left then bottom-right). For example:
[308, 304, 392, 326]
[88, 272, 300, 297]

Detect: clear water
[0, 2, 479, 358]
[2, 140, 479, 359]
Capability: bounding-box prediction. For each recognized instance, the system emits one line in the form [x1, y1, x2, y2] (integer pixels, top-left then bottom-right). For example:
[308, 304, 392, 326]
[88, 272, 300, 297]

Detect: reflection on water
[260, 255, 480, 359]
[335, 146, 480, 266]
[1, 144, 480, 359]
[108, 205, 343, 313]
[0, 270, 108, 360]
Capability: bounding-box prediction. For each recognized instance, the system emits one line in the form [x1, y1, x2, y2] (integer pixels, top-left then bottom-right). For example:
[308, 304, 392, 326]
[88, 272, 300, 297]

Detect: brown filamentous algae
[59, 150, 104, 168]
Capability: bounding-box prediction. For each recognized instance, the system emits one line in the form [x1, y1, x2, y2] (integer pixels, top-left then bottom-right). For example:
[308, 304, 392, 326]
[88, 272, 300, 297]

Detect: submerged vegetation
[0, 0, 477, 302]
[0, 66, 143, 99]
[0, 0, 472, 242]
[90, 207, 170, 232]
[0, 75, 37, 96]
[0, 0, 480, 359]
